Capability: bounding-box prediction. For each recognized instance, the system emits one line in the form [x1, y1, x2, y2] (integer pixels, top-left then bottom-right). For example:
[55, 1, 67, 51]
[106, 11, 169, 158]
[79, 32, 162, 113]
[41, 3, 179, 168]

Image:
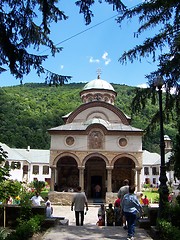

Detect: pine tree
[0, 0, 71, 84]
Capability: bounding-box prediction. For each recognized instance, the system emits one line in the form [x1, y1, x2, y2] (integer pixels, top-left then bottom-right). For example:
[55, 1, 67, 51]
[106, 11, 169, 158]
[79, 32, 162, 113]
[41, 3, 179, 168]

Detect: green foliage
[0, 146, 10, 183]
[170, 120, 180, 182]
[142, 190, 159, 203]
[32, 180, 46, 194]
[5, 215, 44, 240]
[0, 0, 72, 84]
[0, 83, 177, 153]
[18, 191, 33, 221]
[157, 219, 180, 240]
[0, 228, 9, 240]
[0, 180, 22, 203]
[156, 202, 180, 239]
[116, 0, 180, 177]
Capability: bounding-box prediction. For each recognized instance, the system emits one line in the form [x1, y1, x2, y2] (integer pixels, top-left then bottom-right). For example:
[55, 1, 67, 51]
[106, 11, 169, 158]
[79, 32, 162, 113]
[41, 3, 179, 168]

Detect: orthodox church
[48, 74, 144, 202]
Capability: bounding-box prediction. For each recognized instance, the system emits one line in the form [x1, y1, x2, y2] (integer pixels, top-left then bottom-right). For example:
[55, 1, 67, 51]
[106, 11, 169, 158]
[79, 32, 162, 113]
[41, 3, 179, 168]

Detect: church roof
[82, 78, 115, 92]
[49, 120, 142, 132]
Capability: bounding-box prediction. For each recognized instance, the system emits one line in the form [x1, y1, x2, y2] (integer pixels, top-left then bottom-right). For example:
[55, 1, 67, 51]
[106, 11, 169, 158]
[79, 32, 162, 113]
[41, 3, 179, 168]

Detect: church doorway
[91, 175, 102, 198]
[84, 157, 106, 199]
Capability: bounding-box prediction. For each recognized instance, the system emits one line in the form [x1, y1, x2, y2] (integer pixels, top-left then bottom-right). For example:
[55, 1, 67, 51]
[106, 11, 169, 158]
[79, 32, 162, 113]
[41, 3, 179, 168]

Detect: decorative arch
[86, 110, 110, 121]
[82, 152, 109, 167]
[111, 153, 140, 168]
[53, 152, 81, 167]
[66, 101, 130, 125]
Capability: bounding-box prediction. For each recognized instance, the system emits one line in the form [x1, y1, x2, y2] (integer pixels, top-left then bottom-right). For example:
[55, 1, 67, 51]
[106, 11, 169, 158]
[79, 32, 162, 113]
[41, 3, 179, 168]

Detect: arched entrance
[84, 157, 106, 199]
[112, 157, 135, 192]
[56, 156, 78, 192]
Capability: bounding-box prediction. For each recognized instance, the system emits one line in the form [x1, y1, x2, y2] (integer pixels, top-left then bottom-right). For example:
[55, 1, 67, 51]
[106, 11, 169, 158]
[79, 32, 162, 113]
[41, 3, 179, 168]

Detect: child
[106, 203, 115, 226]
[46, 201, 53, 218]
[97, 204, 105, 226]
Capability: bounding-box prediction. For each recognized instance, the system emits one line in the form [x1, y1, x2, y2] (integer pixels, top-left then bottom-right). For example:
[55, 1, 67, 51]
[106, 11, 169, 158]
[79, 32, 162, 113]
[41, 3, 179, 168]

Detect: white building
[1, 143, 51, 184]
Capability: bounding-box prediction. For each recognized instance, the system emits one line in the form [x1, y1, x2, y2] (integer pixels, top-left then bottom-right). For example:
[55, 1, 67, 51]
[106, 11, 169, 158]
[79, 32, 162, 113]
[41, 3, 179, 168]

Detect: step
[138, 218, 151, 229]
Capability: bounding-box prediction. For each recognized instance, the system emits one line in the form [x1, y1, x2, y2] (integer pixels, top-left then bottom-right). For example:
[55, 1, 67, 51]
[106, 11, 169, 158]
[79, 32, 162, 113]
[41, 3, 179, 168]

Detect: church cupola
[80, 74, 117, 105]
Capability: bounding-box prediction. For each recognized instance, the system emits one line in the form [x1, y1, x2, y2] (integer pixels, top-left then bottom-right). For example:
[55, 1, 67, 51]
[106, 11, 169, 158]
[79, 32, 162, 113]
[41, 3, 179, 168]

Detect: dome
[82, 78, 115, 92]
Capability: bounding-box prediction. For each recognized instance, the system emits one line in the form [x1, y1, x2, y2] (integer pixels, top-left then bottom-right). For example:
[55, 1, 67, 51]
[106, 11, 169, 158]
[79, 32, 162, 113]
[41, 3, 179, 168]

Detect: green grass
[143, 191, 159, 203]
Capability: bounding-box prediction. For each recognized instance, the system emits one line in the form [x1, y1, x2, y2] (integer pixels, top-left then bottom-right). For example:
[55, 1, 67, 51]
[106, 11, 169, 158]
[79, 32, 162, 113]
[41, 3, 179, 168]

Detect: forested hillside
[0, 83, 176, 152]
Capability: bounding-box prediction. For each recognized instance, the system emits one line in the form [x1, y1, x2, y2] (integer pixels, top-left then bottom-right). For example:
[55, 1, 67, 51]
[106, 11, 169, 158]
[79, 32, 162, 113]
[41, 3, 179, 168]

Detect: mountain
[0, 83, 176, 152]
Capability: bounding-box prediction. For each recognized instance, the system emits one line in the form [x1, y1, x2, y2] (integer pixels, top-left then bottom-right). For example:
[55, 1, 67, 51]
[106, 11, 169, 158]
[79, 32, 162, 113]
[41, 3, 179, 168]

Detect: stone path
[42, 205, 153, 240]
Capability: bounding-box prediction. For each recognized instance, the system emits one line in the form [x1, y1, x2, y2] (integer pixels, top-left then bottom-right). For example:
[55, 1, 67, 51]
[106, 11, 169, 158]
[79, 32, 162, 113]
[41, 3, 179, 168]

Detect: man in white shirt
[31, 192, 44, 206]
[71, 186, 88, 226]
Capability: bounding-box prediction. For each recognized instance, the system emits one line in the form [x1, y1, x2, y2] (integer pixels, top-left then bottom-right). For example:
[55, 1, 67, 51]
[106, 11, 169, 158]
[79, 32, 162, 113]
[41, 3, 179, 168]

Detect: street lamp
[154, 76, 169, 218]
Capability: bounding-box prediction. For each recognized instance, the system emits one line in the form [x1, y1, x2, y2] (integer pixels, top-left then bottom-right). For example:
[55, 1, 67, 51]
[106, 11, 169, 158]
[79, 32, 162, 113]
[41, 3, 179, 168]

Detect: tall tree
[114, 0, 180, 181]
[0, 0, 72, 85]
[0, 145, 10, 182]
[0, 0, 125, 84]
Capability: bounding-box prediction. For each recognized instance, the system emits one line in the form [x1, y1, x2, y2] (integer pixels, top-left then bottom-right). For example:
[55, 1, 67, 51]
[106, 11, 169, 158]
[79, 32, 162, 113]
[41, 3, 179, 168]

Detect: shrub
[5, 215, 44, 240]
[0, 228, 9, 240]
[157, 219, 180, 240]
[32, 181, 45, 193]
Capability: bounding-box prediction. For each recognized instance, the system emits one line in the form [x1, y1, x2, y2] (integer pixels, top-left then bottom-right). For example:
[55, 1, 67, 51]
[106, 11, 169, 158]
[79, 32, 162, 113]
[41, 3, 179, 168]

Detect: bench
[42, 217, 68, 228]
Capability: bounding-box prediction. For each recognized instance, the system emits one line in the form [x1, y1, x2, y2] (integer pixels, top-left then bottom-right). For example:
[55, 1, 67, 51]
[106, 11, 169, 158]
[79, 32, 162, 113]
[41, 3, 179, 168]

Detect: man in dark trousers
[117, 179, 129, 229]
[71, 186, 88, 226]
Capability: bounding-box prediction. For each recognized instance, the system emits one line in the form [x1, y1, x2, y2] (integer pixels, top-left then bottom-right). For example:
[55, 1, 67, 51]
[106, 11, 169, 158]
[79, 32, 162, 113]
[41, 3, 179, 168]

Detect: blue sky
[0, 0, 160, 87]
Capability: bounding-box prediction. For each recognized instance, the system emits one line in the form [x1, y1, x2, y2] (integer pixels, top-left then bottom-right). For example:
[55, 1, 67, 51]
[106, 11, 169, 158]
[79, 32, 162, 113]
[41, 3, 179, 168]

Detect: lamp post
[154, 76, 169, 218]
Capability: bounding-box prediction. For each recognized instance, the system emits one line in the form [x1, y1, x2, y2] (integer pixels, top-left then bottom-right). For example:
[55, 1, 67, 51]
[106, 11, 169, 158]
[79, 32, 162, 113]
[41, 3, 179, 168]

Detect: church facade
[48, 76, 143, 201]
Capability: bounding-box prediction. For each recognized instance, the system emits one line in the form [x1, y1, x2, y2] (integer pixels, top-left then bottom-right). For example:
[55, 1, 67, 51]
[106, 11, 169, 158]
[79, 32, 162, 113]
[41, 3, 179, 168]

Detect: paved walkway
[42, 205, 153, 240]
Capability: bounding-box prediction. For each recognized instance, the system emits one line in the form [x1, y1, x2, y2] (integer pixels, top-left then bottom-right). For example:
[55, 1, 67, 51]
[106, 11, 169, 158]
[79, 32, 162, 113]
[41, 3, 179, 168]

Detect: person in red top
[114, 197, 121, 207]
[142, 195, 149, 206]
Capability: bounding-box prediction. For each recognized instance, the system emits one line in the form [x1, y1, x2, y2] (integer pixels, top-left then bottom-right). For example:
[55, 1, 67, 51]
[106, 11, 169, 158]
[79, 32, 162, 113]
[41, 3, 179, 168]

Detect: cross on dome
[96, 68, 102, 79]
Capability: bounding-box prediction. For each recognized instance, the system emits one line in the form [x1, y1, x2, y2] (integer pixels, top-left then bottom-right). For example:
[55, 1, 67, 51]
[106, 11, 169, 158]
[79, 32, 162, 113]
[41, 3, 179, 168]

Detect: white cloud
[60, 65, 64, 69]
[137, 83, 149, 88]
[137, 83, 177, 95]
[102, 52, 108, 60]
[89, 57, 100, 64]
[102, 52, 111, 65]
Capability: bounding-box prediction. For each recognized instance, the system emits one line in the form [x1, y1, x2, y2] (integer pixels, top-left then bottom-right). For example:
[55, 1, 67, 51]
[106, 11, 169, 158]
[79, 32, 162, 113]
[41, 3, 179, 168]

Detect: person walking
[71, 186, 88, 226]
[121, 185, 143, 240]
[117, 179, 129, 229]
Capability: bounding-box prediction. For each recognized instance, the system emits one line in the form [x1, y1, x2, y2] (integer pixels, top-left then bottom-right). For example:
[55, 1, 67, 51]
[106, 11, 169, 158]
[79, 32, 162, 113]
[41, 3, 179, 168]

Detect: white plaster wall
[50, 134, 142, 152]
[29, 164, 51, 182]
[9, 169, 23, 182]
[73, 107, 123, 123]
[9, 164, 51, 183]
[105, 135, 142, 152]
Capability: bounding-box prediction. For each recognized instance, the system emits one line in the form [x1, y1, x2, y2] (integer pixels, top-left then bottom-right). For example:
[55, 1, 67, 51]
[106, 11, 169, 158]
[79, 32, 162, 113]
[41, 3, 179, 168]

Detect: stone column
[50, 165, 56, 191]
[78, 166, 85, 191]
[106, 166, 113, 192]
[132, 168, 137, 186]
[136, 167, 142, 192]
